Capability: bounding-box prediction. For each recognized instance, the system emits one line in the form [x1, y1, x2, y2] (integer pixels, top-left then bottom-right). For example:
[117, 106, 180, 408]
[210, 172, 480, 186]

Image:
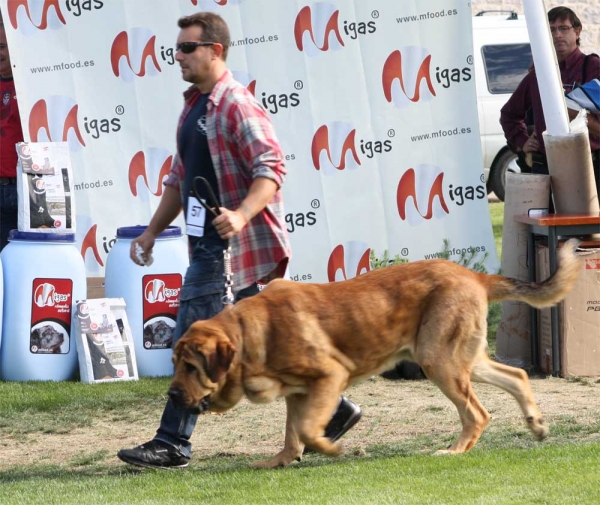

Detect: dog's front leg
[252, 394, 306, 469]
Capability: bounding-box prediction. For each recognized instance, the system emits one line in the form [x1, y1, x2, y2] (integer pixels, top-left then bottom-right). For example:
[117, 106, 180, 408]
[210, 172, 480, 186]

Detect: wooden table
[513, 213, 600, 376]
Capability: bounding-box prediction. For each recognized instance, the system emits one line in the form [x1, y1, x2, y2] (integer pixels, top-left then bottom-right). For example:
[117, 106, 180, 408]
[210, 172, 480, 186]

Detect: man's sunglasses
[176, 41, 216, 54]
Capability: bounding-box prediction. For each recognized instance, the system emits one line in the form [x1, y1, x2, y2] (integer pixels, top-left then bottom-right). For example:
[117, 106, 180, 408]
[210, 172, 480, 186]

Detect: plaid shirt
[165, 70, 291, 291]
[501, 48, 600, 154]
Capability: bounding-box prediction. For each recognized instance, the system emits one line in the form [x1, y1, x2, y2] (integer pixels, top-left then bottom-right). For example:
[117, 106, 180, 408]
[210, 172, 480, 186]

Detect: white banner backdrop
[1, 0, 498, 282]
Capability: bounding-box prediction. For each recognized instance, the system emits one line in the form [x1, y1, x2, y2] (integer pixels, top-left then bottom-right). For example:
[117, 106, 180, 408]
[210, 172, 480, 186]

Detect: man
[0, 21, 24, 250]
[117, 12, 361, 469]
[500, 6, 600, 199]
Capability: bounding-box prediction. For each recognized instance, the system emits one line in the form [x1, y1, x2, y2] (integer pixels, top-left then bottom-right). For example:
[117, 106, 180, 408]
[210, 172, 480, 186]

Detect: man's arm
[500, 74, 533, 151]
[213, 177, 278, 240]
[130, 184, 182, 264]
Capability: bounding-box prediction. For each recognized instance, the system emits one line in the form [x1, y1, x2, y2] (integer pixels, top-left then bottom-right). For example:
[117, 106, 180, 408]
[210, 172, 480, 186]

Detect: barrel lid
[116, 225, 182, 239]
[8, 230, 76, 243]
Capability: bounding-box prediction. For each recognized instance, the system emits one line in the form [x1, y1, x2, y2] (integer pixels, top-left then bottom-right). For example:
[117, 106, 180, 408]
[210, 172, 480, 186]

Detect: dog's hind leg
[423, 364, 491, 454]
[252, 394, 307, 469]
[471, 357, 548, 441]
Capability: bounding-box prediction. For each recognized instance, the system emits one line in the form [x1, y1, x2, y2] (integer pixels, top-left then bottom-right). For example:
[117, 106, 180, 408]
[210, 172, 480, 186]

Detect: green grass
[0, 378, 168, 436]
[489, 201, 504, 260]
[1, 442, 599, 504]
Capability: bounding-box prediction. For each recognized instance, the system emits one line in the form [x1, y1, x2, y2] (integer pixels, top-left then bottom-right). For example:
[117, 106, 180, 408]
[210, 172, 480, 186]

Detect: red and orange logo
[28, 96, 86, 151]
[7, 0, 65, 31]
[382, 47, 436, 109]
[397, 166, 449, 224]
[294, 4, 344, 54]
[327, 242, 371, 282]
[128, 149, 173, 198]
[111, 29, 162, 81]
[311, 122, 360, 174]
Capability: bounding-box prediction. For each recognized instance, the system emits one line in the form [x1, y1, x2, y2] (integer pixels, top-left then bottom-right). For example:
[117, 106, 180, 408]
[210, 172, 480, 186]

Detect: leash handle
[191, 176, 234, 305]
[192, 176, 221, 218]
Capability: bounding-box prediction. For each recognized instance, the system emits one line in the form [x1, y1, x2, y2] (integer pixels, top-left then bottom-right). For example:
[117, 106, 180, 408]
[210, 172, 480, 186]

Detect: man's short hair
[178, 12, 230, 60]
[548, 6, 582, 46]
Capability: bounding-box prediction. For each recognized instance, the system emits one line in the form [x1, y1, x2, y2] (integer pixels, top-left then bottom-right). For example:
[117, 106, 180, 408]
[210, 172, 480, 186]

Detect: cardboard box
[87, 277, 105, 299]
[537, 244, 600, 377]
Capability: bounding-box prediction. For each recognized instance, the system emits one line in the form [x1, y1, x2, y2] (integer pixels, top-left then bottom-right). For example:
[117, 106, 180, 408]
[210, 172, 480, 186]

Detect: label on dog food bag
[30, 278, 73, 354]
[142, 274, 182, 350]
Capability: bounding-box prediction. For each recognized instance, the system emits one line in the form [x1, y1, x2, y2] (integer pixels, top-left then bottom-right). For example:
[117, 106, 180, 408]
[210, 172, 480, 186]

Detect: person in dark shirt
[0, 22, 24, 250]
[500, 7, 600, 200]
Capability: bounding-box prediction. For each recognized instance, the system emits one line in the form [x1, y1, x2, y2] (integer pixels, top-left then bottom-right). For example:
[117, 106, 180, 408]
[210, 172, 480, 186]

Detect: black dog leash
[191, 176, 235, 306]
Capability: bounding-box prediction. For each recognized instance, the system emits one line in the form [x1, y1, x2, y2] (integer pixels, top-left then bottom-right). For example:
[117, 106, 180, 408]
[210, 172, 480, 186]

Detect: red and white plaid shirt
[165, 70, 291, 291]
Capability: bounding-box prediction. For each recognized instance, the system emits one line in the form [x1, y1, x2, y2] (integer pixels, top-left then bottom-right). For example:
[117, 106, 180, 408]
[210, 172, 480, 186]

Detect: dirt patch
[2, 376, 599, 470]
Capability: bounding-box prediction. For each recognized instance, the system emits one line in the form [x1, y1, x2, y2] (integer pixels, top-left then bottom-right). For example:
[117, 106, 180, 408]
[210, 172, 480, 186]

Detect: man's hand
[213, 208, 249, 240]
[522, 132, 540, 153]
[130, 231, 156, 266]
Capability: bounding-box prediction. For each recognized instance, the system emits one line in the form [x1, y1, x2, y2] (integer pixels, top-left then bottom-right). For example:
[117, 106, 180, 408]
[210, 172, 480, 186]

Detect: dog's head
[168, 321, 236, 414]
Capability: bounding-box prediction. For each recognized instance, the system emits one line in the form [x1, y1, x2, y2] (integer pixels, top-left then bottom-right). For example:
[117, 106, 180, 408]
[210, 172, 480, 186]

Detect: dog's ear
[205, 340, 236, 384]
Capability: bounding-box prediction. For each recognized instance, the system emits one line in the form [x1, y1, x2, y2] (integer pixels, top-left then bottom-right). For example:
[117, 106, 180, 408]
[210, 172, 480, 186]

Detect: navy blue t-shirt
[178, 93, 223, 246]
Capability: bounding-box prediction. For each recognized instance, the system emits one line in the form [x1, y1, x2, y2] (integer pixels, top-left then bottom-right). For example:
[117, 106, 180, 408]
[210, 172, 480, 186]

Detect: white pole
[522, 0, 570, 136]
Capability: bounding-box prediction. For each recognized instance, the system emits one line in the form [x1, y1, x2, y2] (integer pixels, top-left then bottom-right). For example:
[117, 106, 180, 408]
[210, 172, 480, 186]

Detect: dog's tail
[484, 239, 581, 308]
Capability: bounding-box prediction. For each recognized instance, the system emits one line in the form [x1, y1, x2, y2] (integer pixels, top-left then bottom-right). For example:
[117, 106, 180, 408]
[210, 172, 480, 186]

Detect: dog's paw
[251, 450, 300, 469]
[251, 457, 295, 469]
[526, 416, 549, 441]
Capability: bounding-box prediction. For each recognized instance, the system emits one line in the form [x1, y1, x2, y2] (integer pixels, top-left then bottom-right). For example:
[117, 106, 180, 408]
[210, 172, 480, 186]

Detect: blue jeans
[0, 184, 18, 252]
[154, 240, 259, 456]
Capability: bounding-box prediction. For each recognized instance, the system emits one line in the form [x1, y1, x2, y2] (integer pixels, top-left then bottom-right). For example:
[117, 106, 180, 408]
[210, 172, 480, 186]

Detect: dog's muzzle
[167, 387, 210, 414]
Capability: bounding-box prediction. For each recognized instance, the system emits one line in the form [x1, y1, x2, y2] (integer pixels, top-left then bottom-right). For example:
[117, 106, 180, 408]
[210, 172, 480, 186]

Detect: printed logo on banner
[111, 29, 163, 81]
[397, 166, 449, 225]
[7, 0, 65, 33]
[382, 47, 472, 108]
[294, 2, 377, 57]
[128, 149, 173, 198]
[232, 71, 302, 115]
[7, 0, 103, 34]
[81, 223, 108, 268]
[327, 242, 371, 282]
[142, 275, 182, 350]
[30, 278, 73, 354]
[29, 96, 124, 150]
[311, 122, 393, 174]
[29, 96, 86, 151]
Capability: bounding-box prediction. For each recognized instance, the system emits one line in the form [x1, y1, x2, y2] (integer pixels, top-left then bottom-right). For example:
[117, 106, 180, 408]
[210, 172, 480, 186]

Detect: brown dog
[169, 240, 581, 468]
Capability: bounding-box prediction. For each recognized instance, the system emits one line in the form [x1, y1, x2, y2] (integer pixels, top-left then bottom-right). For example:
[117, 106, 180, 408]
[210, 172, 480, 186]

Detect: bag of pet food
[15, 141, 76, 233]
[74, 298, 139, 384]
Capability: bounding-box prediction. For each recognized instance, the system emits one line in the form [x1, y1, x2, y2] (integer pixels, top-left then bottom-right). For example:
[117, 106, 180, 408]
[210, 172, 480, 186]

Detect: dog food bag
[16, 141, 76, 233]
[74, 298, 139, 383]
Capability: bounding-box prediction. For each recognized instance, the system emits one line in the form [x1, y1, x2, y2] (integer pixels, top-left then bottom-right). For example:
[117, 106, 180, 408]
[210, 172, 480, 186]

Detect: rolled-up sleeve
[231, 98, 286, 188]
[164, 152, 183, 188]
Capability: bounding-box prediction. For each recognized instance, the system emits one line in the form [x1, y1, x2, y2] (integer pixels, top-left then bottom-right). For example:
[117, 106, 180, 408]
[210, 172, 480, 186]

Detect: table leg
[527, 225, 538, 369]
[548, 226, 560, 377]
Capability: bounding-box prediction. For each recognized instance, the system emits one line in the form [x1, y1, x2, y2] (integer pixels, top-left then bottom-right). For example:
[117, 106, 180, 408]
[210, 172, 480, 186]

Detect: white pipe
[522, 0, 570, 136]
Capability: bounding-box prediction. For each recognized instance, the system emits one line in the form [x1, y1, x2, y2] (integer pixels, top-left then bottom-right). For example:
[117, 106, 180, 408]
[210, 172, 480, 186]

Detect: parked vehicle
[472, 12, 532, 201]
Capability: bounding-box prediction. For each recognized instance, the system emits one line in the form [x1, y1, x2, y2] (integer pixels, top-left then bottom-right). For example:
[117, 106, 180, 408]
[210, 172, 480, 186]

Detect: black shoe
[324, 396, 362, 442]
[117, 439, 190, 469]
[304, 397, 362, 454]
